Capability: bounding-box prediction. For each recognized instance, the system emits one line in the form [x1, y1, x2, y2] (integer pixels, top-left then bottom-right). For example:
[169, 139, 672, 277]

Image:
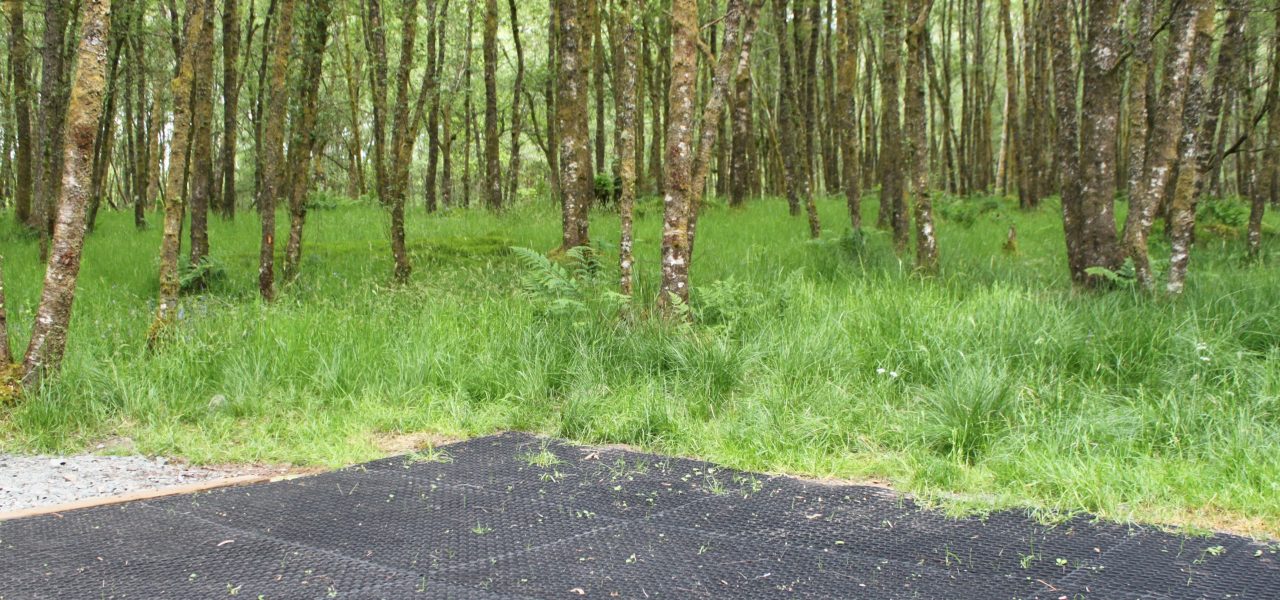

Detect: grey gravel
[0, 451, 233, 513]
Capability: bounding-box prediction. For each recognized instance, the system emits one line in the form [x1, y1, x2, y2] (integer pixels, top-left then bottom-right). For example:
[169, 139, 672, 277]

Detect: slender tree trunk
[634, 32, 647, 194]
[1021, 0, 1041, 203]
[544, 0, 561, 205]
[504, 0, 525, 206]
[33, 1, 73, 250]
[657, 0, 699, 314]
[424, 7, 442, 211]
[613, 0, 639, 296]
[442, 93, 455, 206]
[366, 0, 424, 280]
[906, 0, 938, 272]
[799, 0, 822, 238]
[462, 2, 474, 208]
[1122, 0, 1153, 204]
[364, 0, 390, 204]
[145, 66, 166, 209]
[971, 0, 992, 191]
[592, 2, 606, 176]
[188, 2, 217, 276]
[129, 10, 148, 229]
[880, 0, 908, 250]
[283, 0, 331, 282]
[555, 0, 593, 251]
[252, 2, 274, 201]
[337, 27, 363, 198]
[121, 19, 138, 219]
[22, 0, 111, 385]
[1122, 0, 1197, 289]
[1163, 3, 1242, 291]
[862, 34, 878, 190]
[999, 0, 1028, 207]
[1050, 0, 1084, 282]
[482, 0, 501, 210]
[691, 2, 753, 195]
[716, 103, 731, 198]
[0, 257, 11, 366]
[729, 33, 755, 209]
[219, 0, 243, 219]
[837, 0, 861, 230]
[819, 0, 839, 194]
[5, 0, 34, 226]
[0, 72, 9, 206]
[957, 0, 972, 194]
[775, 0, 802, 217]
[149, 0, 211, 344]
[995, 75, 1010, 192]
[1197, 5, 1246, 191]
[647, 23, 666, 195]
[390, 0, 435, 279]
[1166, 4, 1216, 294]
[256, 0, 297, 300]
[927, 26, 960, 194]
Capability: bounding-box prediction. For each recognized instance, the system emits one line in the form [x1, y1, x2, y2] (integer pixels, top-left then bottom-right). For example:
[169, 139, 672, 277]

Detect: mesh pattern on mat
[2, 432, 1277, 599]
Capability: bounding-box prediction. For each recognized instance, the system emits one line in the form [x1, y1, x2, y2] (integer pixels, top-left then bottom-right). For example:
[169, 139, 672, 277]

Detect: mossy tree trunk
[127, 5, 149, 229]
[836, 0, 861, 230]
[774, 0, 802, 218]
[482, 0, 501, 210]
[1050, 0, 1083, 283]
[1122, 0, 1198, 290]
[22, 0, 111, 385]
[998, 0, 1028, 208]
[364, 0, 428, 281]
[188, 1, 218, 278]
[149, 0, 211, 344]
[878, 0, 906, 249]
[1168, 2, 1241, 294]
[5, 0, 34, 226]
[1072, 0, 1126, 285]
[555, 0, 593, 251]
[257, 0, 298, 300]
[219, 0, 243, 220]
[728, 43, 755, 209]
[611, 0, 639, 296]
[0, 256, 10, 367]
[905, 0, 938, 273]
[32, 0, 73, 251]
[504, 0, 525, 207]
[799, 0, 821, 237]
[656, 0, 699, 314]
[283, 0, 332, 283]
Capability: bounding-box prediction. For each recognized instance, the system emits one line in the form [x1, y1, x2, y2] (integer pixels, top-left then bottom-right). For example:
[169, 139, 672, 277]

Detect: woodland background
[0, 0, 1278, 536]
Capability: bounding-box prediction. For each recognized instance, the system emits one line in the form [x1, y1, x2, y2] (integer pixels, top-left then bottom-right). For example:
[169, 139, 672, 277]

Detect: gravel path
[0, 452, 254, 513]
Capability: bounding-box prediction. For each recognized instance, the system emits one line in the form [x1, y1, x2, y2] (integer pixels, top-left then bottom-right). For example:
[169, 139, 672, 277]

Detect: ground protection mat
[2, 432, 1277, 599]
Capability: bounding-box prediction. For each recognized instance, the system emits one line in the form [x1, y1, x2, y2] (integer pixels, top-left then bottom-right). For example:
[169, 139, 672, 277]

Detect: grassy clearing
[1, 194, 1278, 537]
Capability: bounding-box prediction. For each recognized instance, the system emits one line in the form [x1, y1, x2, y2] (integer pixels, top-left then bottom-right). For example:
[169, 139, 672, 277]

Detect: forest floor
[0, 192, 1277, 538]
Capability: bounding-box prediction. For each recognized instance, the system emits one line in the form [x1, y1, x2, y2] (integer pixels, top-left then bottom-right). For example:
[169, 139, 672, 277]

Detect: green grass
[1, 193, 1278, 537]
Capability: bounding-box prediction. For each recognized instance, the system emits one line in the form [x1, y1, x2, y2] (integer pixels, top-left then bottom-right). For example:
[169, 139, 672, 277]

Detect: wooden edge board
[0, 474, 275, 521]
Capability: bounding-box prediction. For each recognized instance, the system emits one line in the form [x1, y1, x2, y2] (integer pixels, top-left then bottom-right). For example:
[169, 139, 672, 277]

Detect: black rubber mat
[2, 432, 1277, 599]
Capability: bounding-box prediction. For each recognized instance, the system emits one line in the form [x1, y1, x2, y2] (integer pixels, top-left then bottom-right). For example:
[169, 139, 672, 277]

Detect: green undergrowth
[1, 193, 1278, 537]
